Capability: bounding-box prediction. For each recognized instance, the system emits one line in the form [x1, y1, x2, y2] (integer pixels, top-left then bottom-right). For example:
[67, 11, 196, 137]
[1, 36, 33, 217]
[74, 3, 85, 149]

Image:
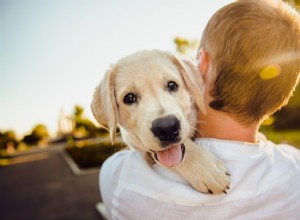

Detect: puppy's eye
[167, 81, 179, 92]
[123, 93, 137, 105]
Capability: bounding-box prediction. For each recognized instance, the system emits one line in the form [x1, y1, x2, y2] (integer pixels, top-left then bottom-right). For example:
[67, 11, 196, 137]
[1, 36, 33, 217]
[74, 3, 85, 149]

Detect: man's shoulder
[101, 149, 145, 177]
[102, 149, 135, 167]
[271, 141, 300, 165]
[275, 141, 300, 154]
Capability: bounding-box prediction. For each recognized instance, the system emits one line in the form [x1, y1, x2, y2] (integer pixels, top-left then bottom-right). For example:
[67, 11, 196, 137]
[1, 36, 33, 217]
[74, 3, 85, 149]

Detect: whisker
[189, 125, 207, 138]
[188, 118, 207, 125]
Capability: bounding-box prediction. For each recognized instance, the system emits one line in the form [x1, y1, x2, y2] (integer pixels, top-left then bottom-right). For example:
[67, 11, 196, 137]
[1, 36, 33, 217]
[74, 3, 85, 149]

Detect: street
[0, 148, 104, 220]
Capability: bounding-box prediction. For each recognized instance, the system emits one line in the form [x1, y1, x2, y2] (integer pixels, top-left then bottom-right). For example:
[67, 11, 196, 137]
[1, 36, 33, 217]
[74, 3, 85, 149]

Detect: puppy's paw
[190, 155, 230, 194]
[173, 139, 230, 194]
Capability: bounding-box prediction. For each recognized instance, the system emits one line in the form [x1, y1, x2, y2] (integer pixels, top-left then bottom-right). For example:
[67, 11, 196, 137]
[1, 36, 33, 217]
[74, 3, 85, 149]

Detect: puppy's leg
[172, 139, 230, 194]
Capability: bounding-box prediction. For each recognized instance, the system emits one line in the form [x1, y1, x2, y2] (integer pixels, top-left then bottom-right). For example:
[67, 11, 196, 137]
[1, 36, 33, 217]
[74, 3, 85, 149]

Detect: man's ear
[91, 65, 118, 144]
[167, 52, 206, 114]
[197, 48, 209, 82]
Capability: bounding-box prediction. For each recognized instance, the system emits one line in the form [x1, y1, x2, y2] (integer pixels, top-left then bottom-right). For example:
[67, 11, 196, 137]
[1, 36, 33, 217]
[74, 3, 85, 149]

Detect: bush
[0, 130, 18, 151]
[274, 107, 300, 130]
[22, 124, 49, 146]
[65, 141, 125, 169]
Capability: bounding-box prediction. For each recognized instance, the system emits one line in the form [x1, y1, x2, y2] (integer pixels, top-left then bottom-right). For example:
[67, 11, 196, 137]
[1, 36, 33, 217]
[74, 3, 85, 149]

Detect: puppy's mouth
[152, 143, 185, 167]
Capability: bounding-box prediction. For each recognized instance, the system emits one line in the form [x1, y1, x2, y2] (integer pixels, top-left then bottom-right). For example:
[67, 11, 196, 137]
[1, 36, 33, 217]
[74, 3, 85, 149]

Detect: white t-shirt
[100, 138, 300, 220]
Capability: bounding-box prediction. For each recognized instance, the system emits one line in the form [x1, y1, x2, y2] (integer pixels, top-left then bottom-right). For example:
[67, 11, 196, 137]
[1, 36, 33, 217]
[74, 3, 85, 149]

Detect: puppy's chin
[151, 143, 185, 167]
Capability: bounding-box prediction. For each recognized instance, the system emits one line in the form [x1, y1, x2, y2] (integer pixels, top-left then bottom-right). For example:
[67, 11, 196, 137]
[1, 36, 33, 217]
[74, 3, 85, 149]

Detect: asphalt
[0, 148, 105, 220]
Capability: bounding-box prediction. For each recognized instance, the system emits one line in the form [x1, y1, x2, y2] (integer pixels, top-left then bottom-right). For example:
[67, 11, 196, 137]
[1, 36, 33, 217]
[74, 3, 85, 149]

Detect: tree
[0, 130, 18, 150]
[74, 105, 84, 120]
[174, 37, 198, 58]
[284, 0, 300, 7]
[22, 124, 49, 146]
[72, 105, 106, 137]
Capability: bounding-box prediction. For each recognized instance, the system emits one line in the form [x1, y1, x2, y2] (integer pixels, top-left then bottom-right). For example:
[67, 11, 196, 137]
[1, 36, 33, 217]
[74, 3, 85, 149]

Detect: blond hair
[199, 0, 300, 124]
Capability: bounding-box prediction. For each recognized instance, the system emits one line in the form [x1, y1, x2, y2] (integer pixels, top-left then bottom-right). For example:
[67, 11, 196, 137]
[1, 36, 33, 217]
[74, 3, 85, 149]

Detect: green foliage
[284, 0, 300, 7]
[22, 124, 49, 146]
[284, 0, 300, 13]
[66, 141, 125, 168]
[0, 130, 18, 150]
[72, 105, 108, 137]
[286, 85, 300, 108]
[174, 37, 198, 57]
[260, 127, 300, 149]
[32, 124, 49, 138]
[273, 107, 300, 130]
[273, 85, 300, 130]
[74, 105, 84, 119]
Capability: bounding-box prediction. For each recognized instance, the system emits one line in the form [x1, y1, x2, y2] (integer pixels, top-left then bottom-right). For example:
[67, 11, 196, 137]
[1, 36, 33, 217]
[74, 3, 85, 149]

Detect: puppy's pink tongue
[156, 144, 182, 167]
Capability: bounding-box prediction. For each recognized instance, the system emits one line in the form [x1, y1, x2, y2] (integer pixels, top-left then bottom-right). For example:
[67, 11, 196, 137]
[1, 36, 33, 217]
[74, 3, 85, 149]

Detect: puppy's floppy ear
[167, 53, 207, 114]
[91, 65, 118, 144]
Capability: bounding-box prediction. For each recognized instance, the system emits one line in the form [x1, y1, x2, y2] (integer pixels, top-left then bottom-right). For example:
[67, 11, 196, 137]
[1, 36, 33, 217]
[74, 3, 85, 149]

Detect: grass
[260, 128, 300, 149]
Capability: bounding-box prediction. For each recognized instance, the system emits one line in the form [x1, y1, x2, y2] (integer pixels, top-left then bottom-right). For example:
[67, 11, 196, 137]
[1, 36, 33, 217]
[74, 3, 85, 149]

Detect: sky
[0, 0, 233, 137]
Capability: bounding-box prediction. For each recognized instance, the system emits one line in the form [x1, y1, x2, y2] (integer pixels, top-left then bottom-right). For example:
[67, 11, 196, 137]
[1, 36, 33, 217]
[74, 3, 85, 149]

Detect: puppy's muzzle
[151, 115, 180, 146]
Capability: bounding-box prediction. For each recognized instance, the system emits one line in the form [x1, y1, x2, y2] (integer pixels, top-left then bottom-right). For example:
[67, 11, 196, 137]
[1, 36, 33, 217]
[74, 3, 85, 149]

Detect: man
[100, 0, 300, 219]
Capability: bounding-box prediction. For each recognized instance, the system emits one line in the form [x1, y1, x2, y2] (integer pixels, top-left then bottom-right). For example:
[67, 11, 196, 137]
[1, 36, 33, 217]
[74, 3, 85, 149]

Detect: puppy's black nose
[151, 115, 180, 144]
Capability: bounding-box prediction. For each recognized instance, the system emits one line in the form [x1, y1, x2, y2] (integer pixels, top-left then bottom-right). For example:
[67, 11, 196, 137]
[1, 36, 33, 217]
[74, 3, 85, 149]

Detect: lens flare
[260, 64, 281, 80]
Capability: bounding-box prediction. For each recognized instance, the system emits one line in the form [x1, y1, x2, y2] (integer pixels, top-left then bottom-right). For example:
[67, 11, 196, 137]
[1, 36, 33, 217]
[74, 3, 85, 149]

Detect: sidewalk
[0, 147, 104, 220]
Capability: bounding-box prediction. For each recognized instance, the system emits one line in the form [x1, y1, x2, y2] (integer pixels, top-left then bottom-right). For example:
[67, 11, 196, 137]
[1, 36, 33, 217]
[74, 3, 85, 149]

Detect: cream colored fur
[92, 50, 229, 194]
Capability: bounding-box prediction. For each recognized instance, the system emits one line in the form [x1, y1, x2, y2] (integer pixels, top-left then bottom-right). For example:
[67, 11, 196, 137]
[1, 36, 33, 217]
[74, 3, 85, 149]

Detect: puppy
[91, 50, 230, 194]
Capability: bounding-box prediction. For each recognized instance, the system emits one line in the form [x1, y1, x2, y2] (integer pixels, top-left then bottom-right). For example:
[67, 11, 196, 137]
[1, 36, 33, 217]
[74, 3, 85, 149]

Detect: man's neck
[196, 109, 259, 143]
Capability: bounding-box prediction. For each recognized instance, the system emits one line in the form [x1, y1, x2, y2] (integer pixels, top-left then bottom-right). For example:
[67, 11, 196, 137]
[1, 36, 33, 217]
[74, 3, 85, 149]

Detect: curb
[60, 150, 100, 175]
[96, 202, 108, 220]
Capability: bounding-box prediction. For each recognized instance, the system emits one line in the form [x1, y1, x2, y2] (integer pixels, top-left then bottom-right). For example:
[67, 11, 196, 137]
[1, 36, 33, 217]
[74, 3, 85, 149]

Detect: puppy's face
[92, 50, 206, 167]
[115, 54, 193, 152]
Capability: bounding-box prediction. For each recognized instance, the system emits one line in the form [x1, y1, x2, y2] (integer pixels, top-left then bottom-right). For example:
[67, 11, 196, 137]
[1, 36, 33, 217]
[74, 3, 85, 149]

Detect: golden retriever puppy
[92, 50, 230, 194]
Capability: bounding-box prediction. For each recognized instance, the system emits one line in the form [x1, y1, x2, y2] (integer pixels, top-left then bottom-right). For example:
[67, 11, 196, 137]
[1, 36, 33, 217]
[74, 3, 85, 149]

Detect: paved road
[0, 149, 104, 220]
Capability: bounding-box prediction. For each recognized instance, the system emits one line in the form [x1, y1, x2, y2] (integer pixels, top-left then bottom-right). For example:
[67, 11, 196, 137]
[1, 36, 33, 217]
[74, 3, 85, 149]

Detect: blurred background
[1, 0, 300, 219]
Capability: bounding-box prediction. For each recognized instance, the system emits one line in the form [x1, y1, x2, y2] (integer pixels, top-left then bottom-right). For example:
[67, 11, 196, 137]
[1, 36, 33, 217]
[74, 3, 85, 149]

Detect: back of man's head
[200, 0, 300, 124]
